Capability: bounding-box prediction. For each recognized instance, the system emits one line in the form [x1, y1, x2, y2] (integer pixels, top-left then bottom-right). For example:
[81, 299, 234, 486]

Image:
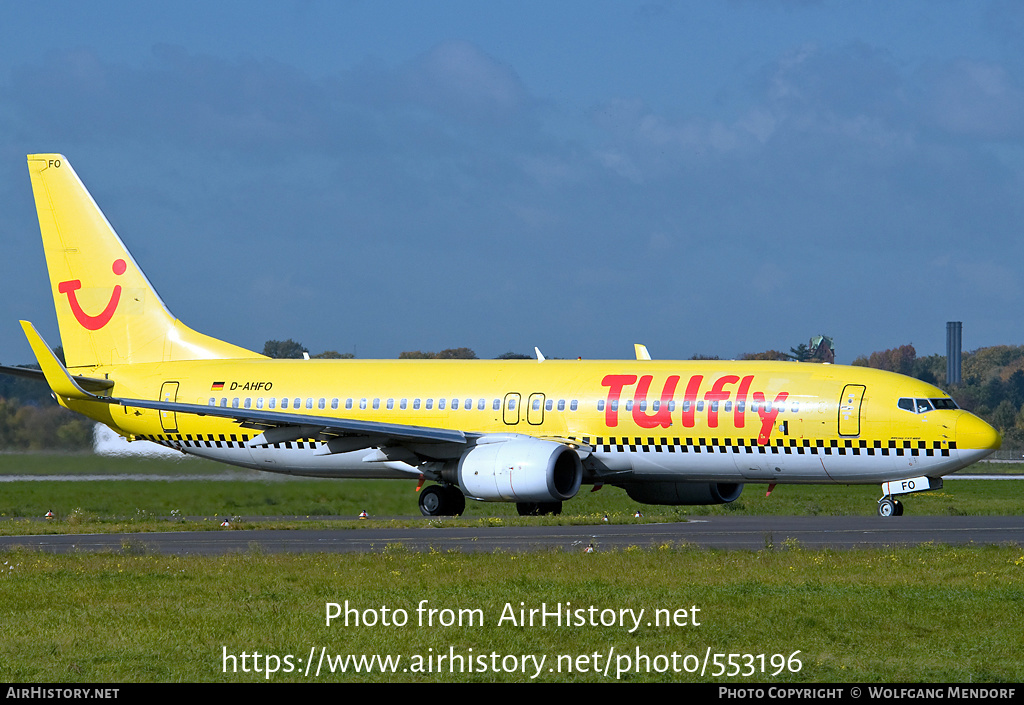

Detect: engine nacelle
[450, 437, 583, 503]
[621, 481, 744, 506]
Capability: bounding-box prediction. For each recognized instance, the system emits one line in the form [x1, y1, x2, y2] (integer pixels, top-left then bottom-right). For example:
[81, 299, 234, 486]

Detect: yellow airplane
[6, 154, 1001, 518]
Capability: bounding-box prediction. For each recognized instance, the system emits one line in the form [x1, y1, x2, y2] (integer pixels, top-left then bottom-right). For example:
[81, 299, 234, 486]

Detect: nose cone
[956, 413, 1001, 456]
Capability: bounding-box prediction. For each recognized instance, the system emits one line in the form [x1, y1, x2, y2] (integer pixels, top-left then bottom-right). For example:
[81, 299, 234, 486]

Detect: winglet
[534, 346, 546, 362]
[634, 344, 652, 361]
[19, 321, 100, 401]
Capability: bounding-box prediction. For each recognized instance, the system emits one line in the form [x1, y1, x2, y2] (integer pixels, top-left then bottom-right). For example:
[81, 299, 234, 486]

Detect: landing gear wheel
[516, 501, 563, 516]
[448, 487, 466, 517]
[419, 485, 466, 517]
[893, 500, 904, 516]
[419, 485, 445, 516]
[878, 498, 897, 517]
[540, 501, 562, 516]
[517, 502, 540, 516]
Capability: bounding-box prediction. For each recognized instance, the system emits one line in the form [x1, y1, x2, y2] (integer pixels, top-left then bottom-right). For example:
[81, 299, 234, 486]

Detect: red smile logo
[58, 259, 126, 331]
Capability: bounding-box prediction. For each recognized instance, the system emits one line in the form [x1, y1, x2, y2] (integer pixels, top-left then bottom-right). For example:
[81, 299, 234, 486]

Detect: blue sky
[2, 1, 1023, 364]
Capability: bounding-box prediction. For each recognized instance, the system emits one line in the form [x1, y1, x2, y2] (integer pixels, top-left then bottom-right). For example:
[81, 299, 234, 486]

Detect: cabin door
[159, 381, 179, 434]
[838, 384, 865, 437]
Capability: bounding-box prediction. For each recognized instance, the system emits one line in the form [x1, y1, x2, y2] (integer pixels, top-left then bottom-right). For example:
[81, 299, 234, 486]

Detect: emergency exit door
[159, 381, 179, 434]
[838, 384, 865, 437]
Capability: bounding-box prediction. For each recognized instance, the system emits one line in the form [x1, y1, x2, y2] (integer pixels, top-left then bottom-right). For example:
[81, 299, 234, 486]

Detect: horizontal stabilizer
[19, 321, 104, 401]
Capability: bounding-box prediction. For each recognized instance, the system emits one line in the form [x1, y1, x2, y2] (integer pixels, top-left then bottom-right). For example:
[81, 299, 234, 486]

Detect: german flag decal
[211, 381, 225, 391]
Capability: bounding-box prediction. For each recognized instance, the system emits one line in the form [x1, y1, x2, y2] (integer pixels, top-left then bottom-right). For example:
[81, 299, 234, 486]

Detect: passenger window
[426, 399, 434, 410]
[345, 399, 352, 410]
[244, 398, 252, 409]
[438, 399, 446, 410]
[465, 398, 472, 410]
[256, 398, 264, 409]
[598, 400, 605, 411]
[232, 398, 239, 408]
[478, 399, 486, 411]
[318, 398, 326, 410]
[387, 399, 394, 410]
[570, 400, 578, 411]
[359, 398, 367, 410]
[400, 399, 408, 410]
[331, 398, 338, 410]
[557, 400, 565, 411]
[545, 400, 553, 411]
[492, 399, 500, 411]
[208, 398, 216, 406]
[306, 398, 313, 410]
[372, 399, 380, 410]
[452, 399, 459, 410]
[268, 398, 276, 409]
[413, 399, 420, 410]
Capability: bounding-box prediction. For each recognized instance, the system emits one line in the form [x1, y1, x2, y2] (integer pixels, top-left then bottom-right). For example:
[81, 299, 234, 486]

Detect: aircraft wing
[0, 363, 114, 393]
[116, 396, 469, 448]
[18, 320, 470, 456]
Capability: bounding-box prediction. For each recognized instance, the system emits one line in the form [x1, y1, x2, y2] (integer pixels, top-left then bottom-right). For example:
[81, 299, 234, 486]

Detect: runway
[1, 515, 1022, 555]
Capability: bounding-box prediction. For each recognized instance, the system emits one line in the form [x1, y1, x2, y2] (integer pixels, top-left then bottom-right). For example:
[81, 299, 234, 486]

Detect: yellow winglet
[19, 320, 99, 401]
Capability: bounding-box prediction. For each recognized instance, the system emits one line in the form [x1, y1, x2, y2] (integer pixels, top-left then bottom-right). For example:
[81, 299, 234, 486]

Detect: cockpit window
[898, 397, 959, 414]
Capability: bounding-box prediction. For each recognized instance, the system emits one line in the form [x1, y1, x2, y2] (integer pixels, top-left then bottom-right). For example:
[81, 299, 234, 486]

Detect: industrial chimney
[946, 321, 962, 385]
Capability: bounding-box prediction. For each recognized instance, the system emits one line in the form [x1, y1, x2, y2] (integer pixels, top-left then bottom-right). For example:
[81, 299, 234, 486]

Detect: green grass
[0, 544, 1020, 682]
[0, 454, 1019, 535]
[0, 454, 1020, 683]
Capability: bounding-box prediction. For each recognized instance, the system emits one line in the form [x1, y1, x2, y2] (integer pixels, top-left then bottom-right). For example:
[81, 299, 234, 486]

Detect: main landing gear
[516, 501, 563, 516]
[418, 484, 466, 517]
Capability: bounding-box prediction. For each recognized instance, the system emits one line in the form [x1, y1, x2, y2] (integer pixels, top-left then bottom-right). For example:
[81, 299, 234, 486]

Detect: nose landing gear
[877, 475, 943, 517]
[877, 497, 904, 517]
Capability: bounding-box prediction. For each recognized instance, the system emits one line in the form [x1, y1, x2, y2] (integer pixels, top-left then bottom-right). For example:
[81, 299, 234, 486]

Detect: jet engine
[446, 437, 583, 503]
[620, 481, 743, 506]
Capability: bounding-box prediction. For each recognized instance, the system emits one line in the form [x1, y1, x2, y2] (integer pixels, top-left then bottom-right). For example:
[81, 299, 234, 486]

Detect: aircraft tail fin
[26, 154, 264, 368]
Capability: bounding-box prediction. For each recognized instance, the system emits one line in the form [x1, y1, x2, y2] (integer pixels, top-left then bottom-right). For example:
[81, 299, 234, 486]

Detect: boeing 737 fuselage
[8, 155, 1001, 517]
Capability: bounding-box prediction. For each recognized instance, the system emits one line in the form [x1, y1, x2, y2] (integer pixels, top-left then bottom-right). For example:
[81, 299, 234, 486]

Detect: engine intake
[447, 437, 583, 503]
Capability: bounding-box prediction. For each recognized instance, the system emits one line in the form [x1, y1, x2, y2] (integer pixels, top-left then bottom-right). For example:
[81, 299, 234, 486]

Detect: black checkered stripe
[139, 433, 323, 451]
[571, 436, 955, 457]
